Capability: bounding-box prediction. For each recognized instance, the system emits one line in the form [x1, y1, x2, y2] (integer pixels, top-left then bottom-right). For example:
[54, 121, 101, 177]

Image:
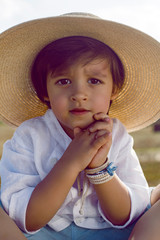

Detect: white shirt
[0, 109, 150, 233]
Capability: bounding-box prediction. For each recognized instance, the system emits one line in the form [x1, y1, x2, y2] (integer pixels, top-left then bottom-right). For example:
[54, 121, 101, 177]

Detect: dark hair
[31, 36, 124, 107]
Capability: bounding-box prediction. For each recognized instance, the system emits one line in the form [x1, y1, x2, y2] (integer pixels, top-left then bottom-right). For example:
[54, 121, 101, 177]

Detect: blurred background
[0, 0, 160, 186]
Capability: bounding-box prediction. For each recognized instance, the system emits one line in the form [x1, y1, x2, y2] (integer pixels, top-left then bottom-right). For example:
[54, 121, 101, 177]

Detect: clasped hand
[65, 112, 113, 173]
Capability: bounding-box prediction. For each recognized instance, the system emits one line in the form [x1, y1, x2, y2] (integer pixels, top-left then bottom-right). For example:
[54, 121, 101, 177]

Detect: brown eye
[56, 79, 71, 85]
[88, 78, 102, 84]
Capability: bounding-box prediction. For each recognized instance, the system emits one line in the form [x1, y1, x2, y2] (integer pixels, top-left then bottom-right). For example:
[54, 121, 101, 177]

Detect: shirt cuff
[9, 188, 40, 235]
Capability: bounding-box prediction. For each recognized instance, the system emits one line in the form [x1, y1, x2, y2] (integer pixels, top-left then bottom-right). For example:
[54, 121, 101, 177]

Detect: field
[0, 121, 160, 186]
[131, 125, 160, 186]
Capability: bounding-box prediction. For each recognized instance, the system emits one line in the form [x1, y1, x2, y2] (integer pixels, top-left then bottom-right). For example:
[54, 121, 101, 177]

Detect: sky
[0, 0, 160, 42]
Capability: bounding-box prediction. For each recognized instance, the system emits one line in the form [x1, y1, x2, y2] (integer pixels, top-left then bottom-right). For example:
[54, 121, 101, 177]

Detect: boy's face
[45, 58, 117, 138]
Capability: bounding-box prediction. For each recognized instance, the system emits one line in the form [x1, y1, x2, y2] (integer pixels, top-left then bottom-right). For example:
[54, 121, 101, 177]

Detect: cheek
[50, 94, 67, 112]
[93, 94, 111, 112]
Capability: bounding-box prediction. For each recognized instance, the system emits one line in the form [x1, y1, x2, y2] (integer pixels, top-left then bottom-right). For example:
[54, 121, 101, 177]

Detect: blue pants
[24, 222, 136, 240]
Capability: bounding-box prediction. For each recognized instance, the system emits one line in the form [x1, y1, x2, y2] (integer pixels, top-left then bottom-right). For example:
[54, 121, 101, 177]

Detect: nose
[70, 84, 88, 102]
[71, 93, 88, 102]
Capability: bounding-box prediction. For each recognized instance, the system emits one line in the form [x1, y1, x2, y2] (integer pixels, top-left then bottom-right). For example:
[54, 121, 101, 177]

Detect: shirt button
[79, 209, 84, 215]
[75, 218, 82, 224]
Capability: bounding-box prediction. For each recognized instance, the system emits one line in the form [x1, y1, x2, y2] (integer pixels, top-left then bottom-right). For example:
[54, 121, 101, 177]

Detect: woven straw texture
[0, 14, 160, 132]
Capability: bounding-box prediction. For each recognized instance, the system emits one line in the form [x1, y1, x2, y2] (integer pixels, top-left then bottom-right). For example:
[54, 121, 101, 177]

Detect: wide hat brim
[0, 13, 160, 132]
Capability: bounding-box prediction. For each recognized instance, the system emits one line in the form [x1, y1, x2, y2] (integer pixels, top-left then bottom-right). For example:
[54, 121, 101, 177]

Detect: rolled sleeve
[0, 126, 41, 233]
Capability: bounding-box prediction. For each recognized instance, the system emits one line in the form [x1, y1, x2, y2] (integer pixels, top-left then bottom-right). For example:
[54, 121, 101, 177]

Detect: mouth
[70, 108, 90, 115]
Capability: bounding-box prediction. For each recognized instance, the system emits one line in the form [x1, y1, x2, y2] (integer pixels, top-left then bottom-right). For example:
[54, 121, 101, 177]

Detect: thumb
[73, 127, 81, 137]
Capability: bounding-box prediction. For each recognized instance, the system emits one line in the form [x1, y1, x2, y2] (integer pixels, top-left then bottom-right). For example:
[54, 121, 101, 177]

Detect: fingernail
[104, 117, 110, 122]
[108, 132, 112, 136]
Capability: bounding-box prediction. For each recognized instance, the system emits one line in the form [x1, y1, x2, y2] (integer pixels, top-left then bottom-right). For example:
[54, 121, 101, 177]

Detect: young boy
[0, 13, 160, 239]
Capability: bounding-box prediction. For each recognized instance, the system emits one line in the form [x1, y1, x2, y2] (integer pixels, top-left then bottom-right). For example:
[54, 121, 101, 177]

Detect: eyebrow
[50, 69, 69, 78]
[85, 69, 108, 79]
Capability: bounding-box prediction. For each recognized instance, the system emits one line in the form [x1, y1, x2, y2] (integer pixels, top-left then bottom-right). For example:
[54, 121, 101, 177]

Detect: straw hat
[0, 12, 160, 132]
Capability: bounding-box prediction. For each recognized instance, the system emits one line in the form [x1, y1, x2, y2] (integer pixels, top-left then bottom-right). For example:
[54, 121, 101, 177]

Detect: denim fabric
[24, 222, 136, 240]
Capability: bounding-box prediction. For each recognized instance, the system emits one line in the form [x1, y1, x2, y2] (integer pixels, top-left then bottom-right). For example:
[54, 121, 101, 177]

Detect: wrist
[85, 159, 117, 185]
[87, 157, 108, 169]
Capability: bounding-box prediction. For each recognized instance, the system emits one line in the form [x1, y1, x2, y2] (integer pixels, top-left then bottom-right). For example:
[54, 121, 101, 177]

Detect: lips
[70, 108, 90, 115]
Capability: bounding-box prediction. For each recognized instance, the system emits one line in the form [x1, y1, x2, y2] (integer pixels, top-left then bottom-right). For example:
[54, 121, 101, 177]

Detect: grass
[141, 162, 160, 186]
[131, 125, 160, 186]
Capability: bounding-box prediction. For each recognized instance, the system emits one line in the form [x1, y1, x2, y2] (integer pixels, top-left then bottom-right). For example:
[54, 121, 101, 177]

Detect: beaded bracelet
[85, 159, 117, 185]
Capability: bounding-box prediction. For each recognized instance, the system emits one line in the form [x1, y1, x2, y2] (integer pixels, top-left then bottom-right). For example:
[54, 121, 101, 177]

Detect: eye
[88, 78, 102, 85]
[56, 79, 71, 85]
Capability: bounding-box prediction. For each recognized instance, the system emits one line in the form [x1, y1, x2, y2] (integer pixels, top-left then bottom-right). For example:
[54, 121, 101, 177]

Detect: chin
[74, 120, 94, 130]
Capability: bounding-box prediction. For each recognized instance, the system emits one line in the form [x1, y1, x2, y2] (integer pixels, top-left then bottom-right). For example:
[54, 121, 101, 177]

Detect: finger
[93, 112, 109, 121]
[94, 129, 112, 139]
[88, 119, 113, 133]
[92, 131, 111, 149]
[74, 127, 93, 140]
[73, 127, 81, 137]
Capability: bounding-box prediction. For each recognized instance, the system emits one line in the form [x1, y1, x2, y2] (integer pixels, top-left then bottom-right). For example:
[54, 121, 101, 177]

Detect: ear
[43, 96, 51, 108]
[110, 86, 119, 100]
[44, 96, 50, 101]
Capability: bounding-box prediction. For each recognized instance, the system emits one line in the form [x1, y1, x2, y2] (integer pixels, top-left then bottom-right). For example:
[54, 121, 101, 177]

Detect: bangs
[31, 36, 124, 106]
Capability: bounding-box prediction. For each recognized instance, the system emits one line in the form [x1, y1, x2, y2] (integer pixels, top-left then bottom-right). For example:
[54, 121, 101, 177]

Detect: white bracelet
[85, 158, 109, 175]
[85, 160, 117, 185]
